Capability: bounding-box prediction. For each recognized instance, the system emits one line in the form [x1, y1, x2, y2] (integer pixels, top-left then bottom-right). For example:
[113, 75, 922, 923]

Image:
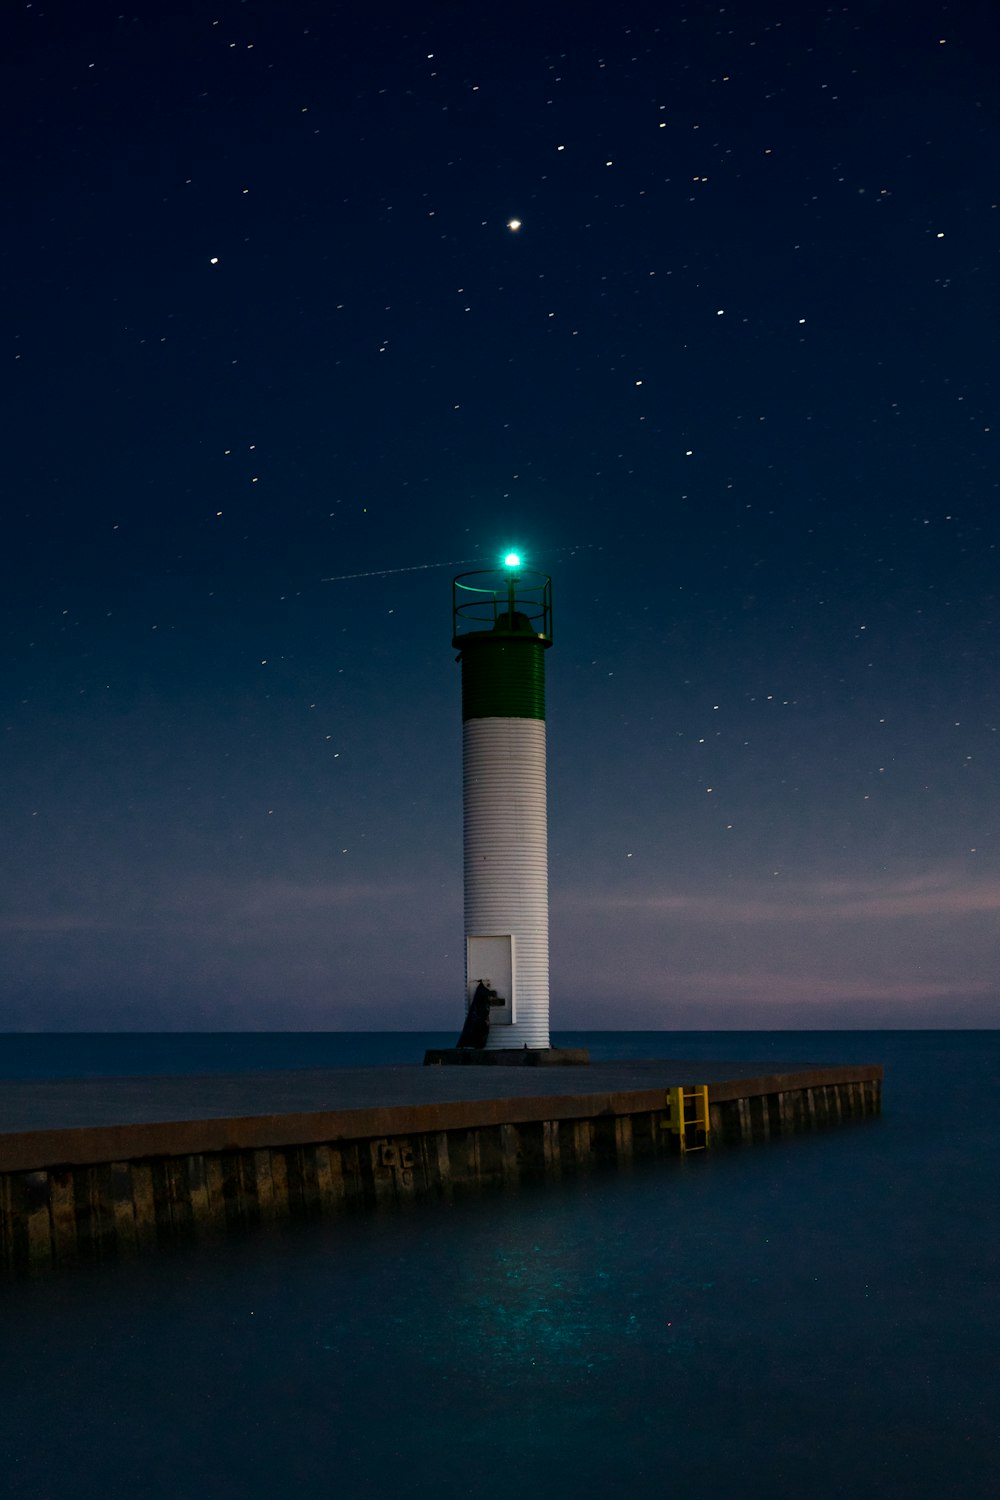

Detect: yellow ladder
[666, 1085, 710, 1152]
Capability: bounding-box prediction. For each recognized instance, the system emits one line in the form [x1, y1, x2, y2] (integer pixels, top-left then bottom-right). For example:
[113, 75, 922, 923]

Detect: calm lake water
[1, 1031, 997, 1499]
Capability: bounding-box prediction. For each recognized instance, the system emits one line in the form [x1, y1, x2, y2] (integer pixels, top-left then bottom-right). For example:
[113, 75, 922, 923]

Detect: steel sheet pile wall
[0, 1075, 881, 1273]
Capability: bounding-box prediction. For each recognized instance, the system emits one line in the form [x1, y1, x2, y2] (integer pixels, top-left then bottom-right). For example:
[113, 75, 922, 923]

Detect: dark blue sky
[4, 0, 998, 1029]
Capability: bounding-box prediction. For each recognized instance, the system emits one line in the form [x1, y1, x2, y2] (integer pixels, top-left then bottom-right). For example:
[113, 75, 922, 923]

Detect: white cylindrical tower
[453, 561, 553, 1049]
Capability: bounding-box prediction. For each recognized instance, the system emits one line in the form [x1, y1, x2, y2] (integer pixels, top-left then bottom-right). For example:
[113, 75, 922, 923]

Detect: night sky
[5, 0, 998, 1031]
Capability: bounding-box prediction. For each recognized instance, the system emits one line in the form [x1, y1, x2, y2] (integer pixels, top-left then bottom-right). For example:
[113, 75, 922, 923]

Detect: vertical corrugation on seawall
[0, 1075, 882, 1274]
[463, 717, 549, 1047]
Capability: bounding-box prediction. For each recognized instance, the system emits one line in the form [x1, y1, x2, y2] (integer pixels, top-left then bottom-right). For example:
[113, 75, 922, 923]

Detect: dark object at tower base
[455, 980, 494, 1049]
[423, 1047, 591, 1066]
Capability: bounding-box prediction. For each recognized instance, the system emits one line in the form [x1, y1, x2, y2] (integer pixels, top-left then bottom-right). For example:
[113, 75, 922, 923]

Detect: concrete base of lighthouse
[423, 1047, 590, 1067]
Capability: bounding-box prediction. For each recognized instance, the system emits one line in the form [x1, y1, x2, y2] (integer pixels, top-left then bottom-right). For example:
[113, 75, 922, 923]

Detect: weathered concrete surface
[0, 1059, 883, 1272]
[0, 1059, 881, 1174]
[0, 1068, 881, 1278]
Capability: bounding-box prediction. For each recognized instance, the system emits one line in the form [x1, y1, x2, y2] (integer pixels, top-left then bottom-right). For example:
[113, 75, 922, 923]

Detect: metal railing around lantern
[452, 569, 552, 642]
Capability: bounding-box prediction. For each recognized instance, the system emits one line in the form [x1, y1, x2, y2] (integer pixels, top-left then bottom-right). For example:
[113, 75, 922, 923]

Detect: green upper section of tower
[452, 567, 552, 721]
[458, 629, 548, 720]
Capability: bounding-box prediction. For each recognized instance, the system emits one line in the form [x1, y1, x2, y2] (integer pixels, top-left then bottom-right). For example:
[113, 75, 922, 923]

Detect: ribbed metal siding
[460, 637, 546, 720]
[463, 718, 550, 1049]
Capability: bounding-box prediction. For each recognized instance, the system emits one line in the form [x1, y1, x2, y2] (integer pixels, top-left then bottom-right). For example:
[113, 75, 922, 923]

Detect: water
[1, 1031, 997, 1499]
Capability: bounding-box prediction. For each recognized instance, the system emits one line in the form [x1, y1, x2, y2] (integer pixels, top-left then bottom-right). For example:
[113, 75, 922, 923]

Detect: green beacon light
[503, 552, 521, 568]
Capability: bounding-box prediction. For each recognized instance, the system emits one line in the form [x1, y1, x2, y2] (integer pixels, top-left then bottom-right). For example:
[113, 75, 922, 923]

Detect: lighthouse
[452, 555, 553, 1049]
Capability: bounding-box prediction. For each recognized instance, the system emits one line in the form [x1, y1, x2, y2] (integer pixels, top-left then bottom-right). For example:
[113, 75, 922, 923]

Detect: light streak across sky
[321, 557, 482, 582]
[321, 545, 593, 583]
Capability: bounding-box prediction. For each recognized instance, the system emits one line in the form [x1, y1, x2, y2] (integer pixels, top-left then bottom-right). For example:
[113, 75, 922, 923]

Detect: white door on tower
[466, 935, 514, 1024]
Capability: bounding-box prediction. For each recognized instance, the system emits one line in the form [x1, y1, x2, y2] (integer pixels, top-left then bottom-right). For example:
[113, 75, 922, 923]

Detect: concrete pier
[0, 1058, 882, 1274]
